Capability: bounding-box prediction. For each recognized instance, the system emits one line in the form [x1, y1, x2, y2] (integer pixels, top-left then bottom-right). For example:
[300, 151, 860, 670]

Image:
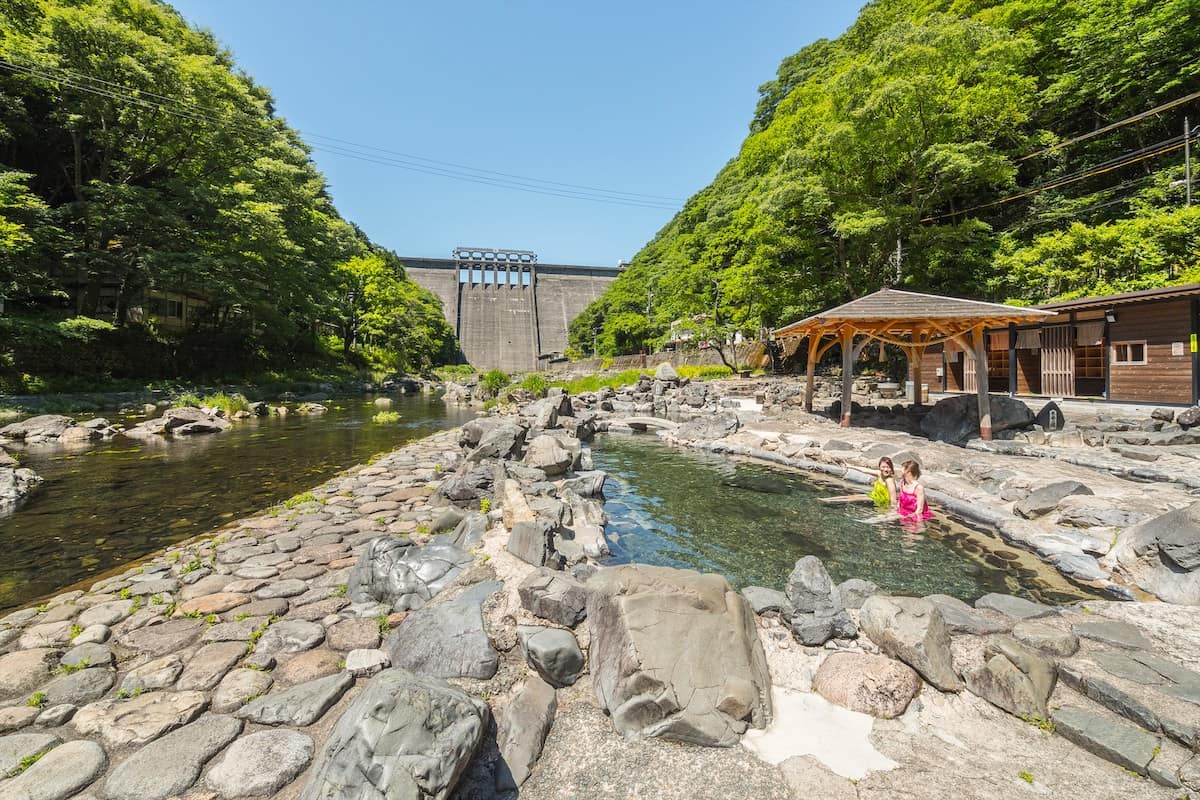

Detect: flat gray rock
[255, 579, 309, 599]
[102, 714, 242, 800]
[924, 594, 1010, 635]
[254, 620, 325, 654]
[1072, 620, 1153, 650]
[204, 729, 313, 798]
[236, 672, 353, 727]
[34, 704, 75, 728]
[973, 593, 1056, 621]
[41, 668, 115, 706]
[347, 538, 473, 612]
[60, 643, 113, 669]
[118, 655, 184, 695]
[297, 669, 488, 800]
[117, 619, 204, 656]
[517, 568, 589, 628]
[211, 669, 274, 714]
[1052, 706, 1159, 775]
[0, 649, 60, 701]
[1011, 621, 1079, 657]
[0, 732, 60, 777]
[71, 690, 208, 749]
[496, 676, 557, 790]
[0, 738, 106, 799]
[740, 586, 790, 616]
[1014, 480, 1093, 519]
[176, 642, 244, 691]
[386, 581, 500, 680]
[1095, 652, 1168, 684]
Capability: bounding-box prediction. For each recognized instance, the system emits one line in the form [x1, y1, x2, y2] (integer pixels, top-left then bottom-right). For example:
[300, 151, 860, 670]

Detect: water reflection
[0, 396, 473, 610]
[591, 434, 1098, 605]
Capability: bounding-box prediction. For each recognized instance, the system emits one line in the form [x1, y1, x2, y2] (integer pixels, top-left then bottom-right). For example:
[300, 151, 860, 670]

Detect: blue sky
[169, 1, 864, 266]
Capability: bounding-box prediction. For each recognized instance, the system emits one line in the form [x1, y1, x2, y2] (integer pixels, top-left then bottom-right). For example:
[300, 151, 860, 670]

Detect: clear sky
[168, 1, 864, 266]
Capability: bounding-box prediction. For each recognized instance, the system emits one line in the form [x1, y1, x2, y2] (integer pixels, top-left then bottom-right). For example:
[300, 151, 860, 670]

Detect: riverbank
[0, 379, 1196, 799]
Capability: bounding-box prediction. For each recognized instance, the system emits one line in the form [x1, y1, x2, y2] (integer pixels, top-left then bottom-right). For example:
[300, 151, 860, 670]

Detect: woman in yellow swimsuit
[868, 457, 898, 511]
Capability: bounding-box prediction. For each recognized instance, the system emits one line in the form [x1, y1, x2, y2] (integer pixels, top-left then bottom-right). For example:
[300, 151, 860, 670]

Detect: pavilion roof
[773, 288, 1054, 341]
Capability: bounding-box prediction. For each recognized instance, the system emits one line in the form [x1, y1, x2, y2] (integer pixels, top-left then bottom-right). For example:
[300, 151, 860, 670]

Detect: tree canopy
[572, 0, 1200, 356]
[0, 0, 454, 383]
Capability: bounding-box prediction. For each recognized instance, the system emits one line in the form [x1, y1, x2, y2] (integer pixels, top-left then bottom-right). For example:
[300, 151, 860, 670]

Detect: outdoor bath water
[591, 433, 1098, 604]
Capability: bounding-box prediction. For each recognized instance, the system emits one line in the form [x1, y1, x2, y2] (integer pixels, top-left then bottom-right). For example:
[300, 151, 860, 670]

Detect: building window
[1112, 341, 1147, 365]
[148, 298, 184, 319]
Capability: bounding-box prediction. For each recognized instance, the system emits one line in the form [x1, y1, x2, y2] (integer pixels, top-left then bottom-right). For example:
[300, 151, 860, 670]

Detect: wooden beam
[805, 335, 820, 413]
[972, 324, 992, 441]
[841, 329, 855, 428]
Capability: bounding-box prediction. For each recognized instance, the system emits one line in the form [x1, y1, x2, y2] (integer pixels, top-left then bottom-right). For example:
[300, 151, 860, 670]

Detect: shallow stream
[0, 395, 473, 610]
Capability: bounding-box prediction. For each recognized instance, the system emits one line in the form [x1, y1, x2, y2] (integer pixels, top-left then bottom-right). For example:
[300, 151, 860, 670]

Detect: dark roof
[1037, 283, 1200, 312]
[774, 289, 1051, 337]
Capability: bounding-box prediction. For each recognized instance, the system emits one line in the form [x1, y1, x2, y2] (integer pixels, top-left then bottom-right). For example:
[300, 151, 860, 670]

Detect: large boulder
[523, 435, 573, 477]
[586, 565, 772, 746]
[920, 394, 1035, 444]
[859, 595, 962, 691]
[466, 422, 527, 462]
[784, 556, 856, 645]
[507, 519, 560, 568]
[812, 651, 922, 718]
[0, 414, 76, 442]
[1105, 502, 1200, 604]
[385, 581, 501, 679]
[674, 414, 739, 443]
[518, 568, 588, 627]
[298, 669, 489, 800]
[961, 635, 1056, 719]
[347, 537, 473, 611]
[518, 625, 585, 688]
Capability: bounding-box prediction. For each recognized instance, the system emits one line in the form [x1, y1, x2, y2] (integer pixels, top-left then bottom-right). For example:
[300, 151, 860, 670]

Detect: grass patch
[372, 410, 402, 424]
[518, 373, 547, 397]
[676, 364, 733, 381]
[7, 752, 43, 778]
[550, 368, 648, 394]
[1018, 770, 1034, 784]
[1020, 714, 1056, 733]
[479, 497, 491, 514]
[283, 491, 318, 509]
[26, 691, 45, 708]
[69, 624, 83, 640]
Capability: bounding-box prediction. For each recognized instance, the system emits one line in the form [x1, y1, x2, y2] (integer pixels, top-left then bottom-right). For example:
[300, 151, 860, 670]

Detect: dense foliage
[0, 0, 454, 387]
[572, 0, 1200, 357]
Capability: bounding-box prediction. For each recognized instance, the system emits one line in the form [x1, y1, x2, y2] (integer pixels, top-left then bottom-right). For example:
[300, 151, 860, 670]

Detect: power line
[1018, 88, 1200, 162]
[0, 58, 685, 209]
[921, 135, 1195, 222]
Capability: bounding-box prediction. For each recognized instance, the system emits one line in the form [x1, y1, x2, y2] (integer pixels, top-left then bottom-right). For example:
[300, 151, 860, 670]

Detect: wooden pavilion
[772, 289, 1054, 440]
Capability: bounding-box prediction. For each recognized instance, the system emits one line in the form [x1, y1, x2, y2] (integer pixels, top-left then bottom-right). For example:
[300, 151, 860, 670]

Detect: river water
[592, 433, 1099, 604]
[0, 395, 474, 611]
[2, 405, 1097, 613]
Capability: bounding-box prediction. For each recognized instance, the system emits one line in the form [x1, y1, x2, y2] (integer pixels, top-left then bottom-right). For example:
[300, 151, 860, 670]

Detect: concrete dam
[402, 248, 622, 372]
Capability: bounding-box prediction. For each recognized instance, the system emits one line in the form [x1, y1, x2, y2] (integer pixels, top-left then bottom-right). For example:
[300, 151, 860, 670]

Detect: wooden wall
[920, 348, 945, 391]
[1108, 298, 1193, 404]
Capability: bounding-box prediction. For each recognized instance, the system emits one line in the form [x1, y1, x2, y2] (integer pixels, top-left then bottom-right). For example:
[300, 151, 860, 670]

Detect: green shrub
[434, 364, 476, 378]
[481, 369, 510, 397]
[201, 392, 250, 415]
[550, 368, 649, 395]
[519, 374, 547, 397]
[172, 392, 202, 408]
[677, 365, 733, 381]
[372, 410, 402, 424]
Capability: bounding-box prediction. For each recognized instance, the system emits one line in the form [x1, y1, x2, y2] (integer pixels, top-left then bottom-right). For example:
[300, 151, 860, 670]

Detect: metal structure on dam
[402, 247, 623, 372]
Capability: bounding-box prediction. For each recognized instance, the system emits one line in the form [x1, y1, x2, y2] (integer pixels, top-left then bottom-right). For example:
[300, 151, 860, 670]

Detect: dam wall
[402, 255, 621, 371]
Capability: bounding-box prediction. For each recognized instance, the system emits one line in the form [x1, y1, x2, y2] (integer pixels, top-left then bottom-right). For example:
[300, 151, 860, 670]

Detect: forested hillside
[572, 0, 1200, 357]
[0, 0, 454, 389]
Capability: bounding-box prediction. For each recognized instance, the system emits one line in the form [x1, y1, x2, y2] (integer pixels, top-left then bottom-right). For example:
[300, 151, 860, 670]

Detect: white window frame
[1111, 340, 1148, 366]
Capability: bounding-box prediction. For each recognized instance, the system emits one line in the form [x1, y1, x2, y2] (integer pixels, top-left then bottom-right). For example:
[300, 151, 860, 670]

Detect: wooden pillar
[1008, 323, 1018, 398]
[973, 324, 992, 441]
[804, 335, 819, 413]
[840, 329, 855, 427]
[910, 345, 925, 407]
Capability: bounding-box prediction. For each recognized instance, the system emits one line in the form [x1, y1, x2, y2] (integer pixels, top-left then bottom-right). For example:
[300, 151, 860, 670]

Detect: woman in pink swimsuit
[897, 460, 933, 522]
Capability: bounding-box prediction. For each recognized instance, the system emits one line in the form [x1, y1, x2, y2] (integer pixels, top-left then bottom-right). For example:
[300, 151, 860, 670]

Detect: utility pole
[1186, 116, 1192, 207]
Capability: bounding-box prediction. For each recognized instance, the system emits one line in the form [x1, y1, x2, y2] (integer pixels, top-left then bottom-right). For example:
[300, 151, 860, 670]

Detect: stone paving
[0, 374, 1195, 799]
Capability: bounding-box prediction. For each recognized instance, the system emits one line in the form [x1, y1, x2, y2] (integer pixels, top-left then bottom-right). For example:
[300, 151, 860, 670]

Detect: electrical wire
[921, 135, 1196, 222]
[0, 57, 685, 209]
[1017, 88, 1200, 162]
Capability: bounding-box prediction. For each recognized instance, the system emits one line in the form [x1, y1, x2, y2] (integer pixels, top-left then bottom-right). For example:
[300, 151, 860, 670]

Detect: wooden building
[921, 284, 1200, 405]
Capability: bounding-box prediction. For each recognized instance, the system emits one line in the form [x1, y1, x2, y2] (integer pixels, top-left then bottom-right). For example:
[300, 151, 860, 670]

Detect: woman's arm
[886, 477, 899, 509]
[915, 483, 926, 513]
